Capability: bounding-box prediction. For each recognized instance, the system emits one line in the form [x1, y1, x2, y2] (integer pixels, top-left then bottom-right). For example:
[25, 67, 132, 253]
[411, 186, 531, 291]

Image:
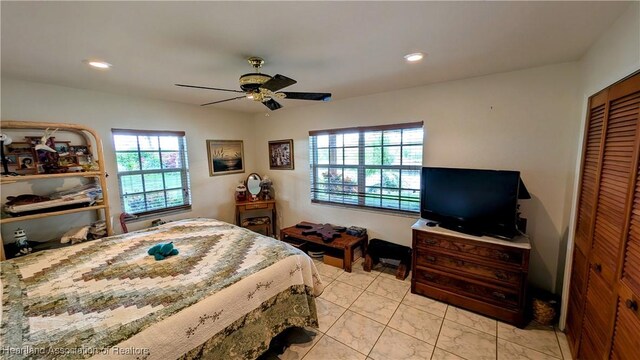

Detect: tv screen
[421, 167, 520, 239]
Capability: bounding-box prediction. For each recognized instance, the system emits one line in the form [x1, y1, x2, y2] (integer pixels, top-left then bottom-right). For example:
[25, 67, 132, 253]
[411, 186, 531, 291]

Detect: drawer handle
[425, 239, 437, 245]
[492, 291, 506, 299]
[625, 299, 638, 312]
[594, 263, 602, 273]
[426, 255, 436, 262]
[498, 253, 510, 260]
[495, 272, 507, 280]
[456, 260, 464, 266]
[424, 273, 434, 280]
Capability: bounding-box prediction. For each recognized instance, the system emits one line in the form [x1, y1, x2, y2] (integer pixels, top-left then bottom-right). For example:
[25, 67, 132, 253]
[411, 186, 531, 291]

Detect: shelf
[0, 204, 107, 224]
[0, 171, 102, 184]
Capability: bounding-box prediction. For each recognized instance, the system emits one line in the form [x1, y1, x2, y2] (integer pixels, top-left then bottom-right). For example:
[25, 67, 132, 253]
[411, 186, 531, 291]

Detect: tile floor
[280, 258, 571, 360]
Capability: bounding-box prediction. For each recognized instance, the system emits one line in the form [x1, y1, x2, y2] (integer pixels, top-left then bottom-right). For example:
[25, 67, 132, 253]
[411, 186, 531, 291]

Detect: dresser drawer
[415, 249, 521, 285]
[244, 203, 269, 210]
[414, 267, 520, 309]
[414, 230, 524, 267]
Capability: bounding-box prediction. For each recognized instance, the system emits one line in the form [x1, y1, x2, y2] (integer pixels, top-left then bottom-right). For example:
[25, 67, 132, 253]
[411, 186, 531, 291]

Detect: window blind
[112, 129, 191, 216]
[309, 122, 423, 213]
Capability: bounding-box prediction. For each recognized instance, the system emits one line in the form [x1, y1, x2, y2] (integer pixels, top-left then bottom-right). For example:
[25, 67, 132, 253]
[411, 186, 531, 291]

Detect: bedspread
[0, 218, 324, 359]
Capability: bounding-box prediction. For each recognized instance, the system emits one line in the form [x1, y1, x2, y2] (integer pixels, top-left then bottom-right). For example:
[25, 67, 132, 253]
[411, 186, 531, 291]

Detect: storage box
[323, 254, 344, 269]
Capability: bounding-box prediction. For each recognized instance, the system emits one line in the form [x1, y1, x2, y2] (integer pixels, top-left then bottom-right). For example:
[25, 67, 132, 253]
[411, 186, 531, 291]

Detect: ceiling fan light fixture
[239, 73, 272, 92]
[83, 59, 112, 69]
[403, 52, 424, 62]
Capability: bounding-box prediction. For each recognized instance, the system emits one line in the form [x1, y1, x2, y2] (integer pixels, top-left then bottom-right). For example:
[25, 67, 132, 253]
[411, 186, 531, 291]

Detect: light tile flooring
[280, 258, 571, 360]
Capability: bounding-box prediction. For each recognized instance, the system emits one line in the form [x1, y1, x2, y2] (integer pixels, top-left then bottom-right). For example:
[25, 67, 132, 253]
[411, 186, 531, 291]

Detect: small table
[235, 199, 277, 236]
[280, 223, 368, 272]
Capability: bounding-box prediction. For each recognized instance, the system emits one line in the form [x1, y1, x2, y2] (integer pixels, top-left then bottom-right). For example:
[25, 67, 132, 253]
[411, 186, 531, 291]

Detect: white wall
[559, 2, 640, 329]
[0, 77, 254, 243]
[252, 62, 582, 292]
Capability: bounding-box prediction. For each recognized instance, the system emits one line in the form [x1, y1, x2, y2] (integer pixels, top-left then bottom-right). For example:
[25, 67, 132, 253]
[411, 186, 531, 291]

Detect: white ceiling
[1, 1, 631, 113]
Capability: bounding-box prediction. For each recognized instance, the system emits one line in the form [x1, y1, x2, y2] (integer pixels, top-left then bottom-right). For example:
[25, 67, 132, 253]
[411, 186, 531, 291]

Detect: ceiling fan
[176, 57, 332, 111]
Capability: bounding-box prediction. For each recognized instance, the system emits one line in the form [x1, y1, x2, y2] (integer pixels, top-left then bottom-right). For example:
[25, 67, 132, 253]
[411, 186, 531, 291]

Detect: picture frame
[58, 156, 78, 167]
[54, 141, 71, 155]
[17, 155, 35, 169]
[5, 142, 33, 154]
[206, 140, 245, 176]
[268, 139, 294, 170]
[69, 145, 89, 156]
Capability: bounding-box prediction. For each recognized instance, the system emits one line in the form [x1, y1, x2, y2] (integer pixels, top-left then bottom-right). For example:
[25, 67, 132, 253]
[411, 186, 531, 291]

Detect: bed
[0, 218, 324, 359]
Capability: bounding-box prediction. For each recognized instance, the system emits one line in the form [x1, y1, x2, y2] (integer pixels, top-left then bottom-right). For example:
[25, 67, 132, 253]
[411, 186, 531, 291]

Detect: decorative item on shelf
[246, 173, 262, 201]
[1, 133, 18, 176]
[235, 183, 247, 201]
[13, 228, 33, 257]
[206, 139, 245, 176]
[260, 176, 273, 200]
[268, 139, 294, 170]
[29, 128, 66, 174]
[33, 128, 58, 152]
[83, 157, 99, 172]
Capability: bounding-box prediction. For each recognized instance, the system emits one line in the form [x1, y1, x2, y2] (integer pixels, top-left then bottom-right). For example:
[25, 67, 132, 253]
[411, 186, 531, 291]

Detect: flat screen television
[420, 167, 521, 239]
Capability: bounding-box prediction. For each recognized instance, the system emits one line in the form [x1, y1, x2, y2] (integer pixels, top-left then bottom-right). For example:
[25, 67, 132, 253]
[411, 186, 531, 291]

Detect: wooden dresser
[411, 219, 531, 327]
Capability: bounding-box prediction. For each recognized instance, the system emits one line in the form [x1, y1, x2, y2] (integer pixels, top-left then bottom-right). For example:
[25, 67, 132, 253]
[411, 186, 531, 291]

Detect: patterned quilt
[0, 218, 324, 359]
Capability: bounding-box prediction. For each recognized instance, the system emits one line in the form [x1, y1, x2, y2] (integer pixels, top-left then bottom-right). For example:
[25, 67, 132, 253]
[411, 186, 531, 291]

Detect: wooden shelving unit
[0, 171, 102, 184]
[0, 205, 107, 224]
[0, 120, 113, 261]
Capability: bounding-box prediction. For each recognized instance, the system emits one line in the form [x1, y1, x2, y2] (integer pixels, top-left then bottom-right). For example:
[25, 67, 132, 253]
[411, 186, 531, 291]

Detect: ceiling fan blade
[260, 74, 297, 92]
[200, 96, 246, 106]
[176, 84, 244, 93]
[263, 99, 283, 111]
[279, 92, 332, 101]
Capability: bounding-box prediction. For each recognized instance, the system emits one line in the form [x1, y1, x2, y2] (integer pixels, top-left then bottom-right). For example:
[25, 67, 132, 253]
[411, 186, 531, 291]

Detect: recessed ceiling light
[404, 53, 424, 62]
[83, 59, 112, 69]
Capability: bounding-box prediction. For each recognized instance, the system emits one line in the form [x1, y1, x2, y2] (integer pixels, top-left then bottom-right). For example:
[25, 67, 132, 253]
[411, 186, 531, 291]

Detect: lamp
[0, 133, 15, 176]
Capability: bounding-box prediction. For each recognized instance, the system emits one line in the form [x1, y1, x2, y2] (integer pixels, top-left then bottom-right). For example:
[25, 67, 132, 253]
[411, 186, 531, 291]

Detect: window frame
[112, 128, 192, 217]
[308, 121, 423, 215]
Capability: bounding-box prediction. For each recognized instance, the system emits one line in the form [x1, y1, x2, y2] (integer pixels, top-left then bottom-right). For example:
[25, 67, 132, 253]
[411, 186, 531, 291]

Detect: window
[112, 129, 191, 216]
[309, 122, 423, 213]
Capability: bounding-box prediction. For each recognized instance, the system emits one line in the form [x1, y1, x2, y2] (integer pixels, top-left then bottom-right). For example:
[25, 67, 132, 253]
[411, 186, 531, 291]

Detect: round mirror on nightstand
[246, 173, 262, 201]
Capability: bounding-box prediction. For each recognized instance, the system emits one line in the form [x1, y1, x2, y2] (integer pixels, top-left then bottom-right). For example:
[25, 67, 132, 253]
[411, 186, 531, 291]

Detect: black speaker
[517, 217, 527, 234]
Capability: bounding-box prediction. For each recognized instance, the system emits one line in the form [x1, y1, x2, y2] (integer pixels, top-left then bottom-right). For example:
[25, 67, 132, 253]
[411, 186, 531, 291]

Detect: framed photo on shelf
[17, 155, 35, 169]
[54, 141, 71, 155]
[58, 156, 78, 167]
[206, 139, 245, 176]
[268, 139, 294, 170]
[5, 142, 33, 154]
[69, 145, 89, 155]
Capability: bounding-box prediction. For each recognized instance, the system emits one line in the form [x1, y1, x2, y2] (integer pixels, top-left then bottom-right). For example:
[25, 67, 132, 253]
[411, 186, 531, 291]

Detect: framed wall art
[206, 140, 245, 176]
[268, 139, 294, 170]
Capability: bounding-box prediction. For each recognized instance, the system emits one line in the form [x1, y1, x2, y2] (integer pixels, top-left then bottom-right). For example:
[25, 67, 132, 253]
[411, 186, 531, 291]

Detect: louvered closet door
[610, 81, 640, 360]
[579, 77, 640, 360]
[566, 92, 607, 354]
